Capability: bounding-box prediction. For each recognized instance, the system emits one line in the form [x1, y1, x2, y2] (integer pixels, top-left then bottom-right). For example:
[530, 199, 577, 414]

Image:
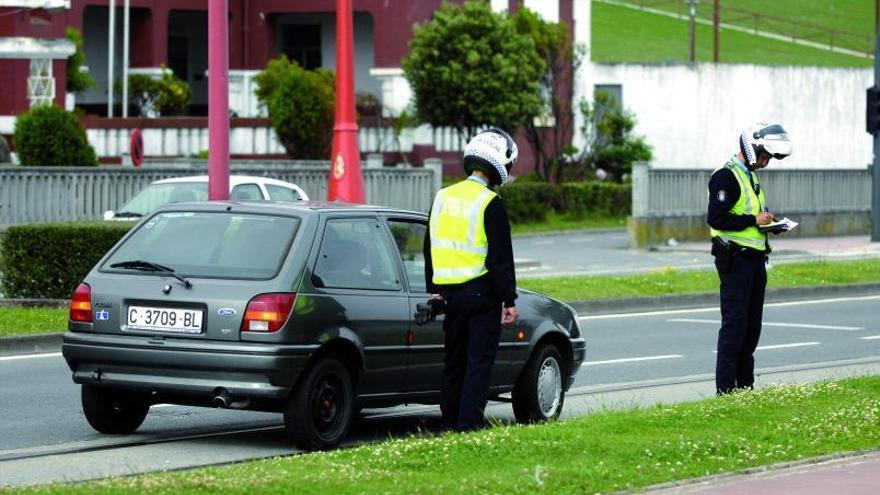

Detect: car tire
[81, 385, 150, 434]
[512, 344, 566, 424]
[284, 358, 353, 451]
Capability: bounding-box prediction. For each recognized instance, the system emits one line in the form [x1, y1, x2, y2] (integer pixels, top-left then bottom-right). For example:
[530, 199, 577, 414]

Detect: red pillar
[208, 0, 230, 200]
[327, 0, 364, 203]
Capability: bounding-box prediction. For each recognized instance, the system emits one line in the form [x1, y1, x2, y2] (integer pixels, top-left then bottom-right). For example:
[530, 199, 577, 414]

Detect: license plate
[126, 305, 203, 334]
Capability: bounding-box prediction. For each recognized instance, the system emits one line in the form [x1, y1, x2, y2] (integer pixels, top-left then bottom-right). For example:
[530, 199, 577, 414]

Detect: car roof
[154, 200, 428, 218]
[151, 175, 300, 188]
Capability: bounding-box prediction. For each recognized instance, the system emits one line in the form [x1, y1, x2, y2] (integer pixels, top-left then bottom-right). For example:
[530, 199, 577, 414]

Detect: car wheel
[284, 358, 353, 451]
[512, 344, 566, 423]
[81, 384, 150, 434]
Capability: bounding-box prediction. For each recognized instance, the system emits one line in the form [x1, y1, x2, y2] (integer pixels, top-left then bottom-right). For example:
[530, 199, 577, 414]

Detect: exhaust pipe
[213, 389, 231, 408]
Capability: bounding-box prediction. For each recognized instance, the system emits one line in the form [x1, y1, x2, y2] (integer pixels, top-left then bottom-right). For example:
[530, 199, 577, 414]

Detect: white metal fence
[0, 163, 442, 230]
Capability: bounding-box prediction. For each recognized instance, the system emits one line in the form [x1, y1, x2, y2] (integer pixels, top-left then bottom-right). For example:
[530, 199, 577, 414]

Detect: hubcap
[311, 375, 347, 439]
[536, 356, 561, 418]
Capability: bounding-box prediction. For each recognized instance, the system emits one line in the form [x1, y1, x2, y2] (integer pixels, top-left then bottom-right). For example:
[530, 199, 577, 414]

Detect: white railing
[0, 162, 442, 229]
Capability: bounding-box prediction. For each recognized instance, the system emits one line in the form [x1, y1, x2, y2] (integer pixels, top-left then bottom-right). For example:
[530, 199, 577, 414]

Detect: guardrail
[0, 162, 442, 230]
[629, 163, 872, 247]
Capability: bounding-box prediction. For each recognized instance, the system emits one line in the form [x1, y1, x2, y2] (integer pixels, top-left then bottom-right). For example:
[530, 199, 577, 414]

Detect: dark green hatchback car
[63, 201, 586, 450]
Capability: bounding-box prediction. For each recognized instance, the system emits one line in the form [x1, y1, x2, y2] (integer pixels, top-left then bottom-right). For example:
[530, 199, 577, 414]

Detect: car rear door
[294, 215, 410, 395]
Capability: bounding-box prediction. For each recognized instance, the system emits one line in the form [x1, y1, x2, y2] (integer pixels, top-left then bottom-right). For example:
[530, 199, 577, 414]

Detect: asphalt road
[512, 231, 880, 278]
[1, 294, 878, 486]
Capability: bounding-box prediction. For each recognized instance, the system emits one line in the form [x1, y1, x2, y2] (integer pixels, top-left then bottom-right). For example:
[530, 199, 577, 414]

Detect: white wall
[579, 63, 873, 169]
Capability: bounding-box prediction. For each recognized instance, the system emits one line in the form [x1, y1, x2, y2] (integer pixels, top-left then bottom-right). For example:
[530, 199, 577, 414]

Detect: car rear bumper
[62, 331, 317, 399]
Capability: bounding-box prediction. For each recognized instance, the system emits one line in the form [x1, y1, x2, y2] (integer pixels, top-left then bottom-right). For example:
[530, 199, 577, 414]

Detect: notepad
[758, 217, 798, 233]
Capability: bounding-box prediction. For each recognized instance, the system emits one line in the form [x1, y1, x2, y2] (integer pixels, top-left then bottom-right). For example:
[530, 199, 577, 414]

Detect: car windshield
[103, 212, 299, 279]
[119, 182, 209, 216]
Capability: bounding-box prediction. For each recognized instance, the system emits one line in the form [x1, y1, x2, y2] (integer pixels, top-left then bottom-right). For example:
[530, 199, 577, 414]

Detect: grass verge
[10, 376, 880, 494]
[0, 306, 67, 338]
[592, 1, 871, 67]
[511, 212, 627, 235]
[520, 258, 880, 302]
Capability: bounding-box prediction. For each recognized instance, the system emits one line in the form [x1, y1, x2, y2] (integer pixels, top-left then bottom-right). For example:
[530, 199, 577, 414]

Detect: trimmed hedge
[13, 104, 98, 167]
[0, 222, 132, 299]
[500, 180, 631, 223]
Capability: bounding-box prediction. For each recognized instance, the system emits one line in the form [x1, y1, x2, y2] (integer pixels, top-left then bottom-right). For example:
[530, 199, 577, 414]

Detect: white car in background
[104, 175, 309, 220]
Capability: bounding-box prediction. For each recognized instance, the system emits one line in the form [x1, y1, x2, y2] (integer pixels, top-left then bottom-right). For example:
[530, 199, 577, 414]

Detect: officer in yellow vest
[708, 122, 792, 395]
[424, 128, 519, 431]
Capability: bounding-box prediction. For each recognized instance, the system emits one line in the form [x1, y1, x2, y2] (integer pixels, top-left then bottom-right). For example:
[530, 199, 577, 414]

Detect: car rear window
[103, 212, 299, 280]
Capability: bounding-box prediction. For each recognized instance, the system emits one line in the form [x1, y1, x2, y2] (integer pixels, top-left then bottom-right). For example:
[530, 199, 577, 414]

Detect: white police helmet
[462, 128, 518, 186]
[739, 122, 792, 166]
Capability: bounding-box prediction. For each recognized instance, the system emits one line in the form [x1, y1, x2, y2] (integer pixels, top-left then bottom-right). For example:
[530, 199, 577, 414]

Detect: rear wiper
[109, 260, 193, 289]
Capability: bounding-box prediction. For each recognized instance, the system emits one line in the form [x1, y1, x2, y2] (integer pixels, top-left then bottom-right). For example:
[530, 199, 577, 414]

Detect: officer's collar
[732, 155, 752, 177]
[467, 175, 489, 187]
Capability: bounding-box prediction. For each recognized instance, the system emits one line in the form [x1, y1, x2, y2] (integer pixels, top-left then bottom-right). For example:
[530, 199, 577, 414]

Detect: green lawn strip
[520, 259, 880, 302]
[511, 212, 627, 235]
[610, 0, 873, 53]
[592, 2, 871, 67]
[13, 377, 880, 494]
[0, 307, 67, 338]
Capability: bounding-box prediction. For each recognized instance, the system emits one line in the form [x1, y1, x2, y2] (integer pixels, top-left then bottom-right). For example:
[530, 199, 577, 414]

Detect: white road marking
[581, 354, 683, 367]
[578, 295, 880, 320]
[712, 342, 820, 353]
[0, 352, 62, 363]
[860, 335, 880, 340]
[668, 318, 864, 331]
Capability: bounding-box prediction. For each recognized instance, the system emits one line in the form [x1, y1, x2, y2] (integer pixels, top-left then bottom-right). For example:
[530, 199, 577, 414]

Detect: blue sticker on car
[218, 308, 237, 317]
[95, 310, 109, 321]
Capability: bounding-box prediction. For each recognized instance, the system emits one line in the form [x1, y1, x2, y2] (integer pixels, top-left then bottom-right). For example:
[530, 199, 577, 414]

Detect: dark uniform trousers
[439, 281, 502, 431]
[715, 251, 767, 394]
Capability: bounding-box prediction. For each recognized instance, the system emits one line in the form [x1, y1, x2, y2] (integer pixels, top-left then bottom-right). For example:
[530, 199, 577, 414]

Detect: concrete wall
[577, 63, 873, 170]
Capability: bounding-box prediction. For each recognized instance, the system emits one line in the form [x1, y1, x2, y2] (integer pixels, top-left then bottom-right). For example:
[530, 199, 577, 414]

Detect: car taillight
[241, 293, 296, 333]
[69, 283, 92, 322]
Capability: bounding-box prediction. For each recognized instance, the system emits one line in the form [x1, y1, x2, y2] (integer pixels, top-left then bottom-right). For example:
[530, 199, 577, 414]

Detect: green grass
[611, 0, 874, 54]
[0, 306, 67, 338]
[511, 211, 627, 235]
[11, 377, 880, 494]
[593, 1, 872, 67]
[520, 258, 880, 301]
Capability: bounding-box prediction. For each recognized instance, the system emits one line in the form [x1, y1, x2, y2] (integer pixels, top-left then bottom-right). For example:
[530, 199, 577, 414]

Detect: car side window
[266, 184, 302, 201]
[230, 183, 263, 200]
[386, 220, 427, 294]
[313, 218, 401, 291]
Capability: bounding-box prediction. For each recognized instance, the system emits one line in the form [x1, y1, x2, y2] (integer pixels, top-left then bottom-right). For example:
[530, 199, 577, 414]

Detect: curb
[1, 283, 878, 356]
[0, 333, 63, 357]
[0, 298, 68, 308]
[565, 282, 880, 316]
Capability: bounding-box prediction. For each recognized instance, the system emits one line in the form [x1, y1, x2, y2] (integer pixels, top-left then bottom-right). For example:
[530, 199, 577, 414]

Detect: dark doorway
[280, 24, 322, 69]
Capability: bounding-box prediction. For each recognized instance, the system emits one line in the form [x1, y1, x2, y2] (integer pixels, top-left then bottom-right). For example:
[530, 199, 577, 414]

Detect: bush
[124, 70, 191, 117]
[0, 222, 131, 299]
[0, 136, 11, 164]
[255, 57, 335, 159]
[501, 180, 630, 224]
[66, 26, 96, 93]
[13, 105, 98, 166]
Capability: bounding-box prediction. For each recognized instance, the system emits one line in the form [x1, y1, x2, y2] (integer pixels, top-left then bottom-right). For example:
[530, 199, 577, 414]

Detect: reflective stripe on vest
[429, 179, 497, 285]
[709, 159, 768, 252]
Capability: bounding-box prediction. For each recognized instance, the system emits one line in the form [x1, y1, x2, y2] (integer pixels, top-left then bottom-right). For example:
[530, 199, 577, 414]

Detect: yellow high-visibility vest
[709, 159, 768, 252]
[429, 179, 497, 285]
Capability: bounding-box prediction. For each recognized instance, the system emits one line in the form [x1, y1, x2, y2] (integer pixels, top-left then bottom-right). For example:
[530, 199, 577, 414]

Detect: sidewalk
[657, 235, 880, 259]
[650, 452, 880, 494]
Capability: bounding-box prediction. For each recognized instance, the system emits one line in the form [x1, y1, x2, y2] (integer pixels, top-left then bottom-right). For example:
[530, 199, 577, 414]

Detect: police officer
[707, 122, 792, 395]
[424, 128, 519, 432]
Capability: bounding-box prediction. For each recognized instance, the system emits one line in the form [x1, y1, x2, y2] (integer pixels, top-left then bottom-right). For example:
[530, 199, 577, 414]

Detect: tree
[255, 56, 336, 159]
[511, 7, 582, 183]
[65, 27, 96, 94]
[576, 91, 652, 183]
[402, 0, 545, 142]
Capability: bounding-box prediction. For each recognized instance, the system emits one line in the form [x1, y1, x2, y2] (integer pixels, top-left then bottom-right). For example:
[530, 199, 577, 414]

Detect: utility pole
[107, 0, 115, 117]
[712, 0, 719, 63]
[873, 9, 880, 241]
[688, 0, 698, 64]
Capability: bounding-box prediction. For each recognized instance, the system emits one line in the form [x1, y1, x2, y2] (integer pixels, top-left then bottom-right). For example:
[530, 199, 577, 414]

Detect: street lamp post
[327, 0, 365, 203]
[207, 0, 229, 200]
[107, 0, 115, 117]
